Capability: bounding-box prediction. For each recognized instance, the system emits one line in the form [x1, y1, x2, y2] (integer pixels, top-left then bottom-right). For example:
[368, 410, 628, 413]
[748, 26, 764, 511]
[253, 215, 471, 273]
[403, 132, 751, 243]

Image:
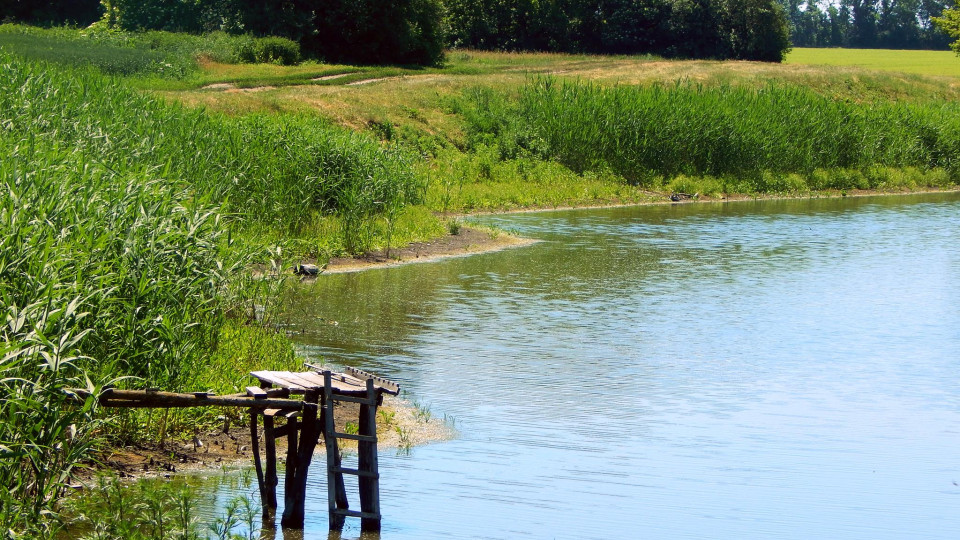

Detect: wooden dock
[78, 365, 400, 532]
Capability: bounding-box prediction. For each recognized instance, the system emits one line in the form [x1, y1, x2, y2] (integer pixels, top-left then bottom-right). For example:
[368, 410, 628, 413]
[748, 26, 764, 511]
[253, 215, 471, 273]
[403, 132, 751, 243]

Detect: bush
[234, 35, 301, 65]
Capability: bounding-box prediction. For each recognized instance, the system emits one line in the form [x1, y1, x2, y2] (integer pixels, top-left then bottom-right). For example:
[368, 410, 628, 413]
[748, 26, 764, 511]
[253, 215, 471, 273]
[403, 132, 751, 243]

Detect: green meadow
[786, 47, 960, 78]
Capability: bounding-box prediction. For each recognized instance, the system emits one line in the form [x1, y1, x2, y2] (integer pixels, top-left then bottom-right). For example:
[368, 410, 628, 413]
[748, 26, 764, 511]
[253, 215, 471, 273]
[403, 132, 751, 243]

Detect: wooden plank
[269, 422, 293, 439]
[331, 466, 379, 478]
[250, 410, 266, 513]
[282, 416, 299, 526]
[246, 386, 268, 398]
[261, 382, 278, 511]
[249, 371, 308, 392]
[346, 366, 400, 395]
[281, 389, 321, 529]
[331, 509, 380, 519]
[329, 394, 378, 405]
[332, 432, 377, 443]
[322, 373, 347, 531]
[296, 370, 348, 389]
[95, 390, 307, 410]
[274, 371, 322, 390]
[304, 363, 365, 387]
[304, 365, 400, 395]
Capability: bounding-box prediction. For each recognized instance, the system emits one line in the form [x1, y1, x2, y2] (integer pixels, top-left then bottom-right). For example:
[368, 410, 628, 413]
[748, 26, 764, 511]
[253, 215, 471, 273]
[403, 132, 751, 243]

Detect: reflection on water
[207, 193, 960, 539]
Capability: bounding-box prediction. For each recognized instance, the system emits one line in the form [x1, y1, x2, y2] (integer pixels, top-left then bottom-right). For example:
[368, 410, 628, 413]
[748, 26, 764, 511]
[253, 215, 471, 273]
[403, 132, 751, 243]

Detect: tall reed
[460, 78, 960, 190]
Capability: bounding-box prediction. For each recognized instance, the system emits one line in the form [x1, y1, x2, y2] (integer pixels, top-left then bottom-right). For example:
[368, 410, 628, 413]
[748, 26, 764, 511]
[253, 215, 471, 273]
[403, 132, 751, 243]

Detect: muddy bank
[90, 395, 454, 479]
[320, 226, 537, 274]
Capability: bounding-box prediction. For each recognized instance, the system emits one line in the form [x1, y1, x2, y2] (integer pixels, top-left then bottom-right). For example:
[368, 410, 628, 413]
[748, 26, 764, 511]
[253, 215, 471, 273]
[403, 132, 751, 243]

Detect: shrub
[234, 35, 301, 65]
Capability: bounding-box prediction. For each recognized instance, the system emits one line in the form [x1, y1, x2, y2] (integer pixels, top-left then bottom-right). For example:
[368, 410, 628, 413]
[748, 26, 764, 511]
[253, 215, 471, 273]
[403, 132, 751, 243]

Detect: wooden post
[281, 389, 320, 529]
[249, 410, 266, 513]
[358, 378, 381, 532]
[323, 372, 347, 531]
[261, 383, 278, 512]
[281, 414, 299, 526]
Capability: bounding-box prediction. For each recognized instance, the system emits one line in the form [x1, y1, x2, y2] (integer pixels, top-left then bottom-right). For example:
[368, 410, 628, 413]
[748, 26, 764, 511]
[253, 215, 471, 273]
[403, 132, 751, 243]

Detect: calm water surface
[212, 193, 960, 539]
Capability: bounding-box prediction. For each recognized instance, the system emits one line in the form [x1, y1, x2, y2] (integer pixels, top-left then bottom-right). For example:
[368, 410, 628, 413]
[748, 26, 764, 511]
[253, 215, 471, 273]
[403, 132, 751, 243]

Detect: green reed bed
[459, 78, 960, 193]
[0, 49, 422, 234]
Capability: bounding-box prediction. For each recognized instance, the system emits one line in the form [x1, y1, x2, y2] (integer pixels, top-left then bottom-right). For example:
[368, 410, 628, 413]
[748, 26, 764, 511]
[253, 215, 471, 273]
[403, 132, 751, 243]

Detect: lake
[209, 193, 960, 539]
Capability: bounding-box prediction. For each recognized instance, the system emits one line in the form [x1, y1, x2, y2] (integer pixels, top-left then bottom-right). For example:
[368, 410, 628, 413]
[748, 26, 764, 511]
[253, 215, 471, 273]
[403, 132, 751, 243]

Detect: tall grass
[0, 50, 422, 233]
[458, 78, 960, 191]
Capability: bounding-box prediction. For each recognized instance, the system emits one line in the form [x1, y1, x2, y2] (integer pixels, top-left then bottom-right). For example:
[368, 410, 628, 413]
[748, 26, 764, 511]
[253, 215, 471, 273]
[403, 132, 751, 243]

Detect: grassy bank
[153, 46, 960, 213]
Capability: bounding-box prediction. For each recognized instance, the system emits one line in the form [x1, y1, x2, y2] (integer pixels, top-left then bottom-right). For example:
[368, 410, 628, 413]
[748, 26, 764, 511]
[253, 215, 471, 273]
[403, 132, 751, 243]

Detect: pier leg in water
[263, 383, 279, 511]
[358, 379, 381, 533]
[282, 414, 298, 524]
[250, 410, 266, 511]
[281, 390, 320, 528]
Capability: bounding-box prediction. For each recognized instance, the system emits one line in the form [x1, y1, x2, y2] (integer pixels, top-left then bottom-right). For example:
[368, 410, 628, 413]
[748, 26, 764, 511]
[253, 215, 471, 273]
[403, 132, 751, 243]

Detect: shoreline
[84, 395, 455, 480]
[320, 225, 539, 274]
[317, 187, 960, 274]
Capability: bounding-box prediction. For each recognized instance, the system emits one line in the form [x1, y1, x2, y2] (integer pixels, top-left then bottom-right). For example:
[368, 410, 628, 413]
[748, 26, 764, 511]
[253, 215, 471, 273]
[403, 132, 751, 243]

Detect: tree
[933, 0, 960, 53]
[722, 0, 792, 61]
[0, 0, 102, 25]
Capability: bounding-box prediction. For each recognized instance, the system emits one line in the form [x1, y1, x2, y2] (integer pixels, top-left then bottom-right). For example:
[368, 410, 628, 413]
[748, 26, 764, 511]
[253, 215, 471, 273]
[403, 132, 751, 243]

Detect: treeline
[445, 0, 791, 61]
[2, 0, 791, 63]
[781, 0, 952, 49]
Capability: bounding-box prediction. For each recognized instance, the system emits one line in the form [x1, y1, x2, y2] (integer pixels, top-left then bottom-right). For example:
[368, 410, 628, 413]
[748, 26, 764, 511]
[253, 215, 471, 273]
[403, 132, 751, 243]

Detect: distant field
[787, 47, 960, 77]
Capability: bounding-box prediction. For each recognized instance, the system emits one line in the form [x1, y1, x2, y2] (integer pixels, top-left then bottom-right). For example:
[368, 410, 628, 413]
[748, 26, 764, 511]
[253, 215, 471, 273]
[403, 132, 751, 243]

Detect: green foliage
[0, 80, 231, 535]
[443, 0, 792, 61]
[233, 35, 301, 65]
[933, 2, 960, 54]
[0, 0, 102, 26]
[723, 0, 792, 62]
[95, 0, 444, 66]
[310, 0, 446, 65]
[784, 0, 952, 50]
[456, 77, 960, 191]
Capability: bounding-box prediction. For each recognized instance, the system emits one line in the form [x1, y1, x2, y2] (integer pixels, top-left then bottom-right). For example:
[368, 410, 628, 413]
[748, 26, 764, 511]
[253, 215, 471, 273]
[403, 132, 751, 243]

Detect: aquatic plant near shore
[458, 78, 960, 191]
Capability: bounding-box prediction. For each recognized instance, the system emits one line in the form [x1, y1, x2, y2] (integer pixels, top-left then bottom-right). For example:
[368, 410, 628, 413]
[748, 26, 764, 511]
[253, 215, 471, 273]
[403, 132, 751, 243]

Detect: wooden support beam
[261, 382, 278, 511]
[323, 372, 347, 531]
[281, 389, 321, 529]
[282, 415, 299, 524]
[357, 377, 381, 532]
[90, 389, 309, 411]
[250, 410, 267, 515]
[246, 386, 268, 398]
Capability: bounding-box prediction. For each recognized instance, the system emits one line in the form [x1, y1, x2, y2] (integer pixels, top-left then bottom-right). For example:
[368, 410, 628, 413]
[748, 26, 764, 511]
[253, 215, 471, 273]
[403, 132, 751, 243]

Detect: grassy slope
[155, 48, 960, 216]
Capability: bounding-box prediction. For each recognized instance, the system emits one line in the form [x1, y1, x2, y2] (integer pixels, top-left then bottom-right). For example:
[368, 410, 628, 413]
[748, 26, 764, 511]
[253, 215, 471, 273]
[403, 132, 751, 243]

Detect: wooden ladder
[321, 370, 382, 533]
